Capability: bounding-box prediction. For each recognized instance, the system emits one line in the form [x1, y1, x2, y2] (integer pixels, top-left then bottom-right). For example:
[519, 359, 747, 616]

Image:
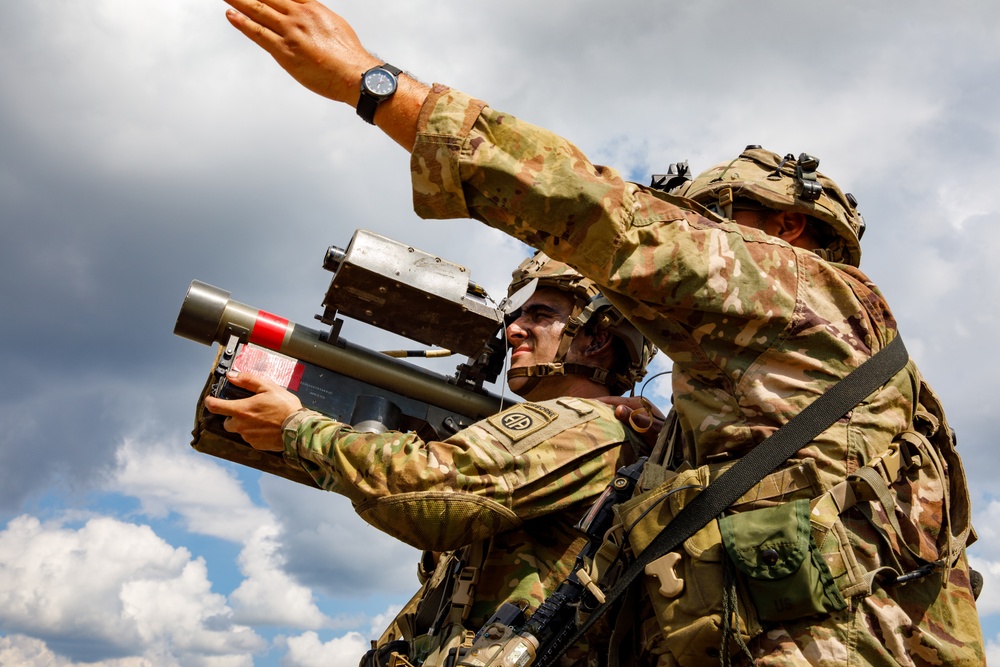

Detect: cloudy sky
[2, 0, 1000, 665]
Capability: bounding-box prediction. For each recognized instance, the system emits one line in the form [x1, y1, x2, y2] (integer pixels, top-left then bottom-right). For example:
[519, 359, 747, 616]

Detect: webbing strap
[537, 336, 909, 667]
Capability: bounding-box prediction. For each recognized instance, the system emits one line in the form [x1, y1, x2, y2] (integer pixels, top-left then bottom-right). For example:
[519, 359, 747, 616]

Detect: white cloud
[970, 499, 1000, 559]
[968, 555, 1000, 617]
[368, 605, 405, 639]
[965, 499, 1000, 622]
[967, 498, 1000, 620]
[228, 524, 328, 629]
[111, 438, 272, 543]
[0, 634, 156, 667]
[281, 631, 371, 667]
[937, 182, 998, 233]
[0, 440, 344, 667]
[988, 633, 1000, 667]
[283, 605, 402, 667]
[276, 604, 403, 667]
[0, 515, 262, 666]
[111, 439, 330, 630]
[2, 1, 245, 178]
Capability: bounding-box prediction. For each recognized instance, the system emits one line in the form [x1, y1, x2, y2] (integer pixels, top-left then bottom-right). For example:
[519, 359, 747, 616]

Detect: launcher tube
[175, 280, 505, 420]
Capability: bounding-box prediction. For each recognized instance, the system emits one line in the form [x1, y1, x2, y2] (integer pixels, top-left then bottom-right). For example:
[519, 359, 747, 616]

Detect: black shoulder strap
[537, 336, 909, 666]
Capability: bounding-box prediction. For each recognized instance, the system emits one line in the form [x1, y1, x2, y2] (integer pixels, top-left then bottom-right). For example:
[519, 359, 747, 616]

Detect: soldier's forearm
[374, 74, 430, 151]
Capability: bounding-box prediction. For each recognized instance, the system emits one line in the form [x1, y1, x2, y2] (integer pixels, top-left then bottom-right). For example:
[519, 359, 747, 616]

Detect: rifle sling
[538, 336, 909, 666]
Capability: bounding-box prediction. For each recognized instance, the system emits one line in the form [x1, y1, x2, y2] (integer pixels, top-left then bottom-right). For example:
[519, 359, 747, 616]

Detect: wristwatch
[357, 63, 402, 125]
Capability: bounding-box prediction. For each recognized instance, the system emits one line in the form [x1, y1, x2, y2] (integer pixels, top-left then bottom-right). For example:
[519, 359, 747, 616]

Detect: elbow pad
[356, 491, 520, 552]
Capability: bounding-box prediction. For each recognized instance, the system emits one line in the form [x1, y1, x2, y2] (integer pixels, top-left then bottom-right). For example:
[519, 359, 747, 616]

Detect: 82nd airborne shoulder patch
[487, 402, 557, 443]
[483, 399, 599, 455]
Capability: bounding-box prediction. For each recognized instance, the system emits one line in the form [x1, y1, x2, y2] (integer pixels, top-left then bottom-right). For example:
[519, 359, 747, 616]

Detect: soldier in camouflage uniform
[216, 2, 985, 665]
[206, 255, 656, 666]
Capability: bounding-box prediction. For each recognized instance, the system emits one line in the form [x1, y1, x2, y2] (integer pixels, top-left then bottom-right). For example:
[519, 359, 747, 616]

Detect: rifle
[457, 458, 646, 667]
[174, 229, 514, 487]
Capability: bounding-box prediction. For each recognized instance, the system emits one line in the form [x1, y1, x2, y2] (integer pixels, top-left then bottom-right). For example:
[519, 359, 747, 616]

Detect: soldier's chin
[507, 375, 528, 395]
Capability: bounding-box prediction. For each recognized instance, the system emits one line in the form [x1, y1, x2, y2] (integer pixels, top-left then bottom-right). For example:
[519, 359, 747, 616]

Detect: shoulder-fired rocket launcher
[174, 229, 514, 488]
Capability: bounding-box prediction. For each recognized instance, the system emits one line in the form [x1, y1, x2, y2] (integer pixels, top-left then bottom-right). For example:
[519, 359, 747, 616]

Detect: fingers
[203, 394, 236, 416]
[597, 395, 666, 420]
[224, 370, 274, 394]
[202, 372, 270, 416]
[223, 0, 300, 53]
[604, 400, 654, 433]
[222, 0, 378, 105]
[201, 372, 302, 452]
[596, 396, 631, 407]
[598, 398, 644, 425]
[225, 7, 281, 50]
[613, 404, 633, 421]
[226, 0, 290, 23]
[224, 414, 285, 451]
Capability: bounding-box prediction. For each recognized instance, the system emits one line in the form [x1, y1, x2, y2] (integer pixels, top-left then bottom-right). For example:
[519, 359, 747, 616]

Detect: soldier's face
[505, 287, 575, 393]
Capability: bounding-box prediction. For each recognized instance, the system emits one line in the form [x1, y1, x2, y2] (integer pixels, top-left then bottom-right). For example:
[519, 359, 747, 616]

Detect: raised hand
[223, 0, 377, 105]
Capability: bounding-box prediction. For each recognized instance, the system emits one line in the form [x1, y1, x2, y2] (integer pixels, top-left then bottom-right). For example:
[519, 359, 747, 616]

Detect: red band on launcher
[249, 310, 289, 350]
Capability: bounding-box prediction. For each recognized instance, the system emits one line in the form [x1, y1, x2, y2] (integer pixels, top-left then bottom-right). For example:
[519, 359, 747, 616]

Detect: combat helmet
[673, 146, 866, 266]
[505, 252, 656, 396]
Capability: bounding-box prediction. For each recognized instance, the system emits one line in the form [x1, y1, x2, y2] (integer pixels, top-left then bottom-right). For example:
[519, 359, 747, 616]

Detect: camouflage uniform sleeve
[410, 86, 904, 469]
[412, 86, 799, 349]
[280, 398, 628, 551]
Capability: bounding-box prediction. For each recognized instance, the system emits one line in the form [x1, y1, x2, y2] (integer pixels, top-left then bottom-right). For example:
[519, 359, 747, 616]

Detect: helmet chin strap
[506, 362, 614, 397]
[506, 365, 544, 396]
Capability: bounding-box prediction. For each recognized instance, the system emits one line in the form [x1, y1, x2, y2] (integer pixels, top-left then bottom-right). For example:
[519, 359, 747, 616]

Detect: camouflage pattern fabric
[407, 85, 985, 666]
[282, 397, 637, 644]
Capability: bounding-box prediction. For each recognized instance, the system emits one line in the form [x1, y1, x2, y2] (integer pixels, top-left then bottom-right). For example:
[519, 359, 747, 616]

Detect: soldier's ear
[584, 329, 613, 357]
[766, 211, 810, 243]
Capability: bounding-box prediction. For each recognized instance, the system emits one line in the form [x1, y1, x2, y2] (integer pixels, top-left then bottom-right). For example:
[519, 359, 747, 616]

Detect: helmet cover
[677, 146, 865, 266]
[507, 252, 655, 395]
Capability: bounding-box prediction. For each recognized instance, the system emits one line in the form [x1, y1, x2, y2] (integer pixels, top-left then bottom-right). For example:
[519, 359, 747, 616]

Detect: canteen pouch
[719, 499, 846, 622]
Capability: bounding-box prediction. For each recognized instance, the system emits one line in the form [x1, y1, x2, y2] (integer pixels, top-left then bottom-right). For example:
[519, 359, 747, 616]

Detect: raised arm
[223, 0, 429, 149]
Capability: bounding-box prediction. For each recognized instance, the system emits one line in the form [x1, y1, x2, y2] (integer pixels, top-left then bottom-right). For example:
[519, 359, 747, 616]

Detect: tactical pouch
[719, 499, 846, 622]
[380, 548, 482, 667]
[614, 466, 762, 667]
[360, 640, 412, 667]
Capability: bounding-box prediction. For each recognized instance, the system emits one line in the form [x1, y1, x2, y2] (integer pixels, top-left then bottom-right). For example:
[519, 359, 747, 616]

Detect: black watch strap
[357, 63, 403, 125]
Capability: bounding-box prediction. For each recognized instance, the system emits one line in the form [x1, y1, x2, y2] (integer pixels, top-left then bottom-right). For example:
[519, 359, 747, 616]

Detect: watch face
[363, 69, 397, 97]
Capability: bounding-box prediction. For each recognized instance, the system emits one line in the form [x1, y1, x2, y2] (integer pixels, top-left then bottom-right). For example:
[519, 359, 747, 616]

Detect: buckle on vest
[450, 565, 481, 623]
